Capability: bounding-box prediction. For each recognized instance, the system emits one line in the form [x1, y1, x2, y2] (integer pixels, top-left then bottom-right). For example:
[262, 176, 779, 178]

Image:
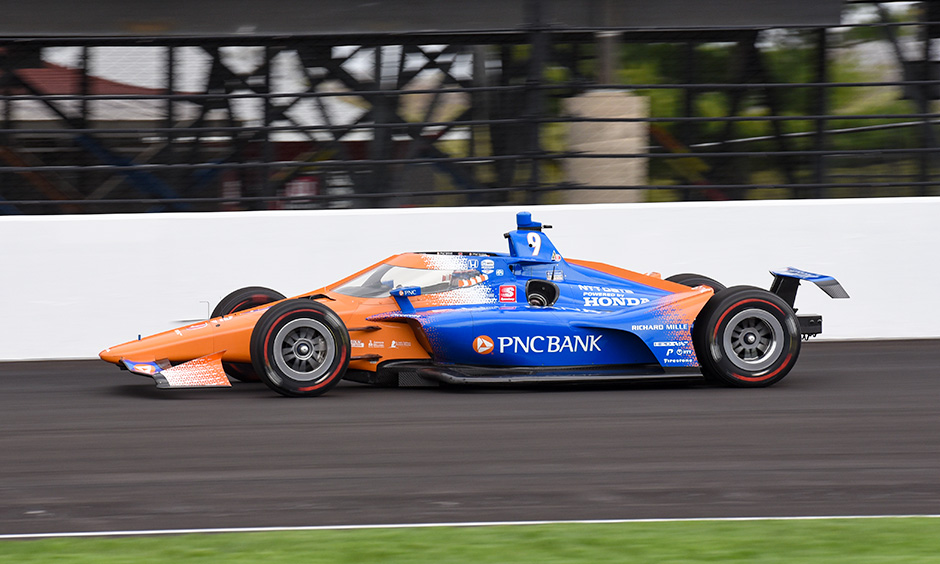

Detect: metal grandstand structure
[0, 0, 937, 213]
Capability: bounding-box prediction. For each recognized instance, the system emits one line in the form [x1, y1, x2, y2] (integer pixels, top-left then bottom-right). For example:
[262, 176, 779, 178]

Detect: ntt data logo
[473, 335, 495, 354]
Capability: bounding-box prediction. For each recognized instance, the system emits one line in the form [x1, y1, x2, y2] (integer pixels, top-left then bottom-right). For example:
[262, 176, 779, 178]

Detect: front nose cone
[99, 347, 121, 363]
[99, 322, 218, 366]
[99, 339, 144, 364]
[98, 336, 160, 365]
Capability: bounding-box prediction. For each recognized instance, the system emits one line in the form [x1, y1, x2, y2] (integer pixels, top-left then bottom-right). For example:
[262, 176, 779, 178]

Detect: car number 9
[527, 232, 541, 256]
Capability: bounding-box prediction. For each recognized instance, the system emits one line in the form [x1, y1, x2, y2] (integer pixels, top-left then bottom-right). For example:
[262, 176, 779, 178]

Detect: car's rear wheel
[666, 273, 727, 292]
[211, 286, 286, 382]
[692, 286, 801, 387]
[250, 299, 350, 397]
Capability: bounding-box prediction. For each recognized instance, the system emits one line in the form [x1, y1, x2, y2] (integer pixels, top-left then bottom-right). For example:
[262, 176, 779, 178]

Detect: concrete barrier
[2, 197, 936, 360]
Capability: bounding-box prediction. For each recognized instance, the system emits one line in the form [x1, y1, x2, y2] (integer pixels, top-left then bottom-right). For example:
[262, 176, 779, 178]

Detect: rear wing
[770, 267, 849, 307]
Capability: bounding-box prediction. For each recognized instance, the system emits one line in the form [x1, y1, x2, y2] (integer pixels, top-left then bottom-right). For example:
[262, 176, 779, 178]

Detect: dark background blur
[1, 0, 936, 213]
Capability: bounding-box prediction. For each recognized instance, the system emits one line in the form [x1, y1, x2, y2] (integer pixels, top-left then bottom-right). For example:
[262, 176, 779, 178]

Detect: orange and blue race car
[100, 212, 848, 397]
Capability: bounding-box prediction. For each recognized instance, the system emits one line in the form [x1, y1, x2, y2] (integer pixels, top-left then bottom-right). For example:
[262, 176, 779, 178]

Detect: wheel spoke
[271, 316, 339, 382]
[721, 306, 787, 372]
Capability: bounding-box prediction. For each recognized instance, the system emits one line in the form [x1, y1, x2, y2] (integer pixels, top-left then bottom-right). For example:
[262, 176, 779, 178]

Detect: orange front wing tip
[122, 351, 232, 389]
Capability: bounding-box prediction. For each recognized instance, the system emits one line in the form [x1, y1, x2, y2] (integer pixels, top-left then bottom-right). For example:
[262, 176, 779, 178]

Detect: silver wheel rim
[722, 308, 784, 372]
[272, 318, 335, 382]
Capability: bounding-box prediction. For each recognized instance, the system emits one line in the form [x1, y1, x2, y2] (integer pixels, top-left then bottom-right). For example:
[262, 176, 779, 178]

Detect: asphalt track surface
[1, 340, 938, 535]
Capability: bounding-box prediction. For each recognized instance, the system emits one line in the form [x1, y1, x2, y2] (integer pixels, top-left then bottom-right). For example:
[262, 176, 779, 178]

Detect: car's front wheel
[692, 286, 801, 387]
[211, 286, 286, 382]
[250, 299, 350, 397]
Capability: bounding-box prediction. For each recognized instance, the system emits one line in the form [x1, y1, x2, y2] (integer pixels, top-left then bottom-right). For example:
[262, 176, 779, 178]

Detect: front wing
[122, 352, 231, 388]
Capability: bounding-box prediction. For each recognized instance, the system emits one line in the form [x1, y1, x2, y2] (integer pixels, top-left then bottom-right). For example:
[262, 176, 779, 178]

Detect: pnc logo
[473, 335, 495, 354]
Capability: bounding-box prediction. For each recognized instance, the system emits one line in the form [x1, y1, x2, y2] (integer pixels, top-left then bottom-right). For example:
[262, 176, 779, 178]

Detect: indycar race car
[100, 212, 848, 397]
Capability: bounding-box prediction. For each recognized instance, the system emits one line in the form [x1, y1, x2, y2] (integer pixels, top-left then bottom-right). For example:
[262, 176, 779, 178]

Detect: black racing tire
[250, 299, 350, 397]
[211, 286, 286, 319]
[666, 273, 727, 292]
[692, 286, 801, 388]
[211, 286, 286, 382]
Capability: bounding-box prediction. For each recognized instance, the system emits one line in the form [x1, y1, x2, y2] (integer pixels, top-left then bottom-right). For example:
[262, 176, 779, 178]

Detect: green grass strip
[2, 518, 940, 563]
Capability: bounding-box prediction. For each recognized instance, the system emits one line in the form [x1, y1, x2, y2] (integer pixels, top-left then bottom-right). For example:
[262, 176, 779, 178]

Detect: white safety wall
[1, 197, 937, 361]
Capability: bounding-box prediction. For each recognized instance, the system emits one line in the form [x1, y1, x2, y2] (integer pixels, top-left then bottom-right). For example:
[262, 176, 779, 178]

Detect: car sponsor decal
[132, 363, 156, 374]
[473, 335, 495, 354]
[474, 334, 603, 355]
[638, 289, 712, 367]
[578, 285, 650, 307]
[583, 296, 650, 307]
[653, 340, 696, 361]
[633, 324, 688, 331]
[499, 285, 516, 303]
[122, 359, 165, 376]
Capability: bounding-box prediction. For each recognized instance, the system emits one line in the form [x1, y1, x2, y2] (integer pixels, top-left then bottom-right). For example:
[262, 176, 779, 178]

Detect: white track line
[3, 515, 940, 540]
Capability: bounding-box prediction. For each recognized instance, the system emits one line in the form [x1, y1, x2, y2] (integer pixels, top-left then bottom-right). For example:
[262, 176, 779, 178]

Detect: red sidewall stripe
[731, 353, 793, 382]
[712, 298, 790, 383]
[712, 298, 785, 340]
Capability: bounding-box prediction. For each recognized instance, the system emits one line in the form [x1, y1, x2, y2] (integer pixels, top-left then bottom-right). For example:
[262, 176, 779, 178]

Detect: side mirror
[390, 286, 422, 297]
[391, 286, 422, 313]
